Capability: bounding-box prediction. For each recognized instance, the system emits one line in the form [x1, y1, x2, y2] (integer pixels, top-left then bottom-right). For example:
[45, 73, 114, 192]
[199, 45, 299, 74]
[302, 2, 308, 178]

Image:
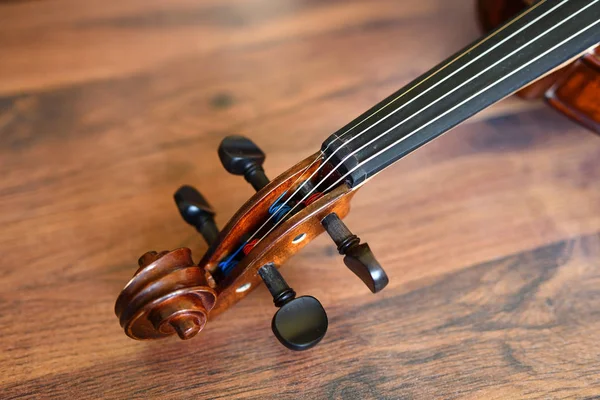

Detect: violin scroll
[115, 248, 217, 340]
[115, 135, 389, 350]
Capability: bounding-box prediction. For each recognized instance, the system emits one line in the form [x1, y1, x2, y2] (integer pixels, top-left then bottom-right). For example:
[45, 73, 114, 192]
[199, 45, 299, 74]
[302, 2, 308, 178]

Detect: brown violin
[479, 0, 600, 133]
[115, 0, 600, 351]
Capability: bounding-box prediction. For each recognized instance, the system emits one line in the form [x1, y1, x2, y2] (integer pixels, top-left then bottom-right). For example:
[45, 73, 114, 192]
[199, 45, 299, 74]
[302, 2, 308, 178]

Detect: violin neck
[321, 0, 600, 188]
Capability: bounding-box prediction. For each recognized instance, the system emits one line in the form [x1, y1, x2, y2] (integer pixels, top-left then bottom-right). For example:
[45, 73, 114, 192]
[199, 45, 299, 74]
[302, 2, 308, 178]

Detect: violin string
[322, 0, 552, 150]
[276, 0, 597, 222]
[317, 17, 600, 197]
[234, 0, 560, 251]
[246, 16, 600, 267]
[253, 0, 592, 245]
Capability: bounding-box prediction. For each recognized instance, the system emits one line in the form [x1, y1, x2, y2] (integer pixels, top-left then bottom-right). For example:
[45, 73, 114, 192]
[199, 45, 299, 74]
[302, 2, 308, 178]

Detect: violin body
[478, 0, 600, 133]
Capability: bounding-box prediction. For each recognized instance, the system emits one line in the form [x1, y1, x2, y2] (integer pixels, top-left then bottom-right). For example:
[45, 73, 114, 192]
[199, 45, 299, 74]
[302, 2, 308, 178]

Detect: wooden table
[2, 0, 599, 398]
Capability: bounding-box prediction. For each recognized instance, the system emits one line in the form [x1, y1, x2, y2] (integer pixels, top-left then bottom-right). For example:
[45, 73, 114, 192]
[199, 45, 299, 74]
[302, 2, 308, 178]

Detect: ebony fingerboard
[321, 0, 600, 187]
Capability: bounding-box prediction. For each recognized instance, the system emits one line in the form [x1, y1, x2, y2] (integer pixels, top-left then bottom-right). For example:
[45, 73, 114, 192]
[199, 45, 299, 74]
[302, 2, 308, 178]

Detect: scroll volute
[198, 152, 356, 317]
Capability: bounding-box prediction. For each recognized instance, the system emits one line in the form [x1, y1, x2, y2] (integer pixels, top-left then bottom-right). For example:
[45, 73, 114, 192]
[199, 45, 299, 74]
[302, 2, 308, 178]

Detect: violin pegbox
[115, 135, 389, 350]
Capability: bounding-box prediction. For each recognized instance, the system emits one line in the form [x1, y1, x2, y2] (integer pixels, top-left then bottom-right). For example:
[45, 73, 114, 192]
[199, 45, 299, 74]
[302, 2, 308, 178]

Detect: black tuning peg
[258, 263, 328, 351]
[218, 135, 270, 191]
[174, 185, 219, 246]
[321, 213, 389, 293]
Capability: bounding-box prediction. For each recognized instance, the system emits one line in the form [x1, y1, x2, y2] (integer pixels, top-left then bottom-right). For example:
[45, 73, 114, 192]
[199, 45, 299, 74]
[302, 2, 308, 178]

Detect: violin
[479, 0, 600, 133]
[115, 0, 600, 351]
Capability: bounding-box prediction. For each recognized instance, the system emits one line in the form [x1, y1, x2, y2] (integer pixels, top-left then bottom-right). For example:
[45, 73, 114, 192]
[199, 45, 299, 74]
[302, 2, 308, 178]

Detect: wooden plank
[3, 234, 600, 398]
[1, 0, 599, 398]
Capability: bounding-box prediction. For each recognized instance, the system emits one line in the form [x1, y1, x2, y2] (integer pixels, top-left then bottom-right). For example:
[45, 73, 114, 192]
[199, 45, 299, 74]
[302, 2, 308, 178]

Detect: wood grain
[1, 0, 599, 398]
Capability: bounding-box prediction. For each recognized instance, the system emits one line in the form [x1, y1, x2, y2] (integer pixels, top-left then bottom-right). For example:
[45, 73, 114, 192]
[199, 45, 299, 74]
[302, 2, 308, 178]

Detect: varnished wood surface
[477, 0, 600, 134]
[1, 0, 599, 398]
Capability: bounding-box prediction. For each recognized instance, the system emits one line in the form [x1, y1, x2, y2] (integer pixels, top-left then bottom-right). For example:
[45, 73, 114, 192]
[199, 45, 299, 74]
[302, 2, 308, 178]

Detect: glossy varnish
[479, 0, 600, 133]
[1, 0, 600, 398]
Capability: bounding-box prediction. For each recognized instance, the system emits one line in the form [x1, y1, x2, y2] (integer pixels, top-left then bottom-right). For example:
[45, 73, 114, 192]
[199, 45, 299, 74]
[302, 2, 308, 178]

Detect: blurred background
[1, 0, 599, 398]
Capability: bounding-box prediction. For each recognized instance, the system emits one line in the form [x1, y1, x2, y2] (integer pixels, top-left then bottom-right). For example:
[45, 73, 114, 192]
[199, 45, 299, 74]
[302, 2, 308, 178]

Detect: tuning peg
[218, 135, 270, 191]
[174, 185, 219, 246]
[321, 213, 389, 293]
[258, 263, 328, 351]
